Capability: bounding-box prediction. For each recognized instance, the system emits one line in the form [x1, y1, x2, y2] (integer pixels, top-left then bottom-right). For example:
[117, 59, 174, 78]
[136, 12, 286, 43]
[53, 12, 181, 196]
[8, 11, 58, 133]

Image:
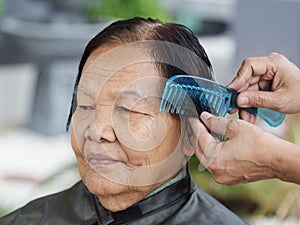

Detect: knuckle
[214, 176, 223, 184]
[214, 176, 230, 185]
[225, 119, 239, 136]
[211, 117, 226, 134]
[208, 161, 218, 174]
[274, 98, 287, 112]
[209, 160, 223, 174]
[269, 52, 286, 62]
[252, 94, 265, 107]
[269, 52, 280, 58]
[209, 162, 234, 185]
[239, 58, 253, 75]
[242, 57, 253, 66]
[236, 70, 249, 84]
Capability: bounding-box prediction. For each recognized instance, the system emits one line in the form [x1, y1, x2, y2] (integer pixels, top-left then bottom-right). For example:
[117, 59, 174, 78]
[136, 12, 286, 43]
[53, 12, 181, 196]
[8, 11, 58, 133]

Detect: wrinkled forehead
[78, 43, 166, 100]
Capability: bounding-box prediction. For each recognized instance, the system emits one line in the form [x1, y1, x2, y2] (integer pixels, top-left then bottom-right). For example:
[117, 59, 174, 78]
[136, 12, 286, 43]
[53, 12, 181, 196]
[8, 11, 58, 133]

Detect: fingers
[189, 117, 220, 169]
[228, 108, 238, 114]
[188, 117, 213, 153]
[237, 90, 280, 110]
[200, 112, 227, 136]
[239, 110, 257, 124]
[200, 112, 246, 139]
[229, 57, 266, 90]
[228, 55, 276, 91]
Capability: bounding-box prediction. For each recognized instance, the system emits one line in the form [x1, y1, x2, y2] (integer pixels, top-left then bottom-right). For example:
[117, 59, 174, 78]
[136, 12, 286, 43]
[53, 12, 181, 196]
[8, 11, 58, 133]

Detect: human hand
[229, 53, 300, 122]
[189, 112, 282, 185]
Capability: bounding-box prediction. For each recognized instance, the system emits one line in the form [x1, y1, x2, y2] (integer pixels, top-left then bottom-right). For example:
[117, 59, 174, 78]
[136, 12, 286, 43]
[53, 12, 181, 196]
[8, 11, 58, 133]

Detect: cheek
[71, 125, 105, 192]
[128, 114, 154, 139]
[71, 109, 93, 153]
[70, 124, 87, 170]
[71, 130, 89, 182]
[113, 112, 167, 152]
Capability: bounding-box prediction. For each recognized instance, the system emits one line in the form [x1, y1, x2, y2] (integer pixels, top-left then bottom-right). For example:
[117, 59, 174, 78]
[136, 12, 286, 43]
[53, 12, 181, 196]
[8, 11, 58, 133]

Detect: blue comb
[160, 75, 285, 127]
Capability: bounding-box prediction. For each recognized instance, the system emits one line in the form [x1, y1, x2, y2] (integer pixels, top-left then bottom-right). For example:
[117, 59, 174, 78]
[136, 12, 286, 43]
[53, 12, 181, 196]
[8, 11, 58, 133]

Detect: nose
[84, 113, 116, 143]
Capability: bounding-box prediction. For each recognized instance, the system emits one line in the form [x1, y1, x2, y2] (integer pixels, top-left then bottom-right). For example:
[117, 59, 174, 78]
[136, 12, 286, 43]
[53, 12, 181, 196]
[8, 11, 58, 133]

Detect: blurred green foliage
[189, 156, 296, 218]
[189, 112, 300, 219]
[0, 0, 4, 21]
[0, 206, 9, 218]
[0, 0, 5, 17]
[0, 0, 3, 15]
[84, 0, 172, 22]
[284, 113, 300, 146]
[0, 0, 4, 42]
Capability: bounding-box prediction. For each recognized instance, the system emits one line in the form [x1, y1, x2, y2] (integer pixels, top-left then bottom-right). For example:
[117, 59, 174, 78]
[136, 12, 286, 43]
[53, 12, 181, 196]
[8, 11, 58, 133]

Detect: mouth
[86, 153, 121, 166]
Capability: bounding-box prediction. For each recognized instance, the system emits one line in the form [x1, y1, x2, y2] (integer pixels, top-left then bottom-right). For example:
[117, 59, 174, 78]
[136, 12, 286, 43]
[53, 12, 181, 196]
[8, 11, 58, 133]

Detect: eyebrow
[120, 90, 143, 98]
[118, 90, 151, 104]
[77, 85, 94, 98]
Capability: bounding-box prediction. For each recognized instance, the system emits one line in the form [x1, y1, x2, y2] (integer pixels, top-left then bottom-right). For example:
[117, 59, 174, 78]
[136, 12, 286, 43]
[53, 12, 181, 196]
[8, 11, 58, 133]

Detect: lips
[86, 153, 120, 166]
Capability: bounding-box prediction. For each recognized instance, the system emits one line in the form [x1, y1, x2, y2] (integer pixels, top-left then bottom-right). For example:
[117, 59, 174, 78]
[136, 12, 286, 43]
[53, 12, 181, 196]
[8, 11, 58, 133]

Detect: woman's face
[70, 43, 192, 209]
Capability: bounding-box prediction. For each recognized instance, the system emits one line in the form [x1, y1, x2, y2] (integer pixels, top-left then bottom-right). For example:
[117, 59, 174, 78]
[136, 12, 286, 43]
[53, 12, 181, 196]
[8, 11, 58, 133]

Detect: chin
[82, 166, 149, 212]
[80, 164, 126, 196]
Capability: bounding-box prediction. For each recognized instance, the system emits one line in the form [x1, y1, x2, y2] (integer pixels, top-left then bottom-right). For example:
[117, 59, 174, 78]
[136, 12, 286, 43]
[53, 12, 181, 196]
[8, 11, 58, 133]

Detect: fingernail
[200, 112, 212, 121]
[239, 96, 249, 106]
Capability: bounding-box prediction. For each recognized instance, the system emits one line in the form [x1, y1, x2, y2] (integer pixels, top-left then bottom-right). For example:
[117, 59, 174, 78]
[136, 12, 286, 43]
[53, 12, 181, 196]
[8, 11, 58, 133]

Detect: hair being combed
[67, 17, 214, 129]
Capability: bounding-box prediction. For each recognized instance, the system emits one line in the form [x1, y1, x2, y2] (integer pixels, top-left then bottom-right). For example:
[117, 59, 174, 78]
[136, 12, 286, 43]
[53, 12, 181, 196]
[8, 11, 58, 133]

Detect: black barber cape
[0, 176, 248, 225]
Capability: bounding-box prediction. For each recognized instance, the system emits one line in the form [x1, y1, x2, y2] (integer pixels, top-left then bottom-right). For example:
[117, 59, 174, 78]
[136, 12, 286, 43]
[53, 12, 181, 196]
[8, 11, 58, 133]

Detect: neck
[99, 192, 141, 212]
[98, 169, 185, 212]
[146, 168, 186, 198]
[90, 174, 191, 225]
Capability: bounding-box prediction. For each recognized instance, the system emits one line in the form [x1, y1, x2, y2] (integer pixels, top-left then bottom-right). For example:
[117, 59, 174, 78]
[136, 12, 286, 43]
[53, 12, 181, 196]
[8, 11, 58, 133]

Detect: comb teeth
[160, 75, 286, 127]
[160, 78, 229, 117]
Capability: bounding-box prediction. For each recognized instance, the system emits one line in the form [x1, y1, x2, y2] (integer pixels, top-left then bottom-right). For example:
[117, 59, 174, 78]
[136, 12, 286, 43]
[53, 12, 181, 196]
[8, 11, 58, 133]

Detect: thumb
[200, 112, 228, 136]
[200, 112, 243, 139]
[237, 90, 280, 110]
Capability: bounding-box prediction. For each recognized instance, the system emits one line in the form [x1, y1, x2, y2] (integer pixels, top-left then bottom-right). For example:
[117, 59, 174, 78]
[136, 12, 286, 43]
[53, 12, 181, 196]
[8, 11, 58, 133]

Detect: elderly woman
[0, 18, 247, 225]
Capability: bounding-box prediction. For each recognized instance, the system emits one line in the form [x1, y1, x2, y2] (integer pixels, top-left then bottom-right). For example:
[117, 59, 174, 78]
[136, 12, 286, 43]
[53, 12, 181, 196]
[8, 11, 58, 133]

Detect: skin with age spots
[70, 44, 192, 212]
[1, 19, 251, 225]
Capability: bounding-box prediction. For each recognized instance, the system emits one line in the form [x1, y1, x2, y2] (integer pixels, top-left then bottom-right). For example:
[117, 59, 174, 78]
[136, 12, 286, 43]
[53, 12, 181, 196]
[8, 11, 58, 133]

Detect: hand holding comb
[160, 75, 285, 127]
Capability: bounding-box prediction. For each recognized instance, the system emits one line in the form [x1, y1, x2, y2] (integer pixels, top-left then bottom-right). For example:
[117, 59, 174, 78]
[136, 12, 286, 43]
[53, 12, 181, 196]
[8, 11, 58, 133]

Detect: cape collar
[90, 175, 191, 225]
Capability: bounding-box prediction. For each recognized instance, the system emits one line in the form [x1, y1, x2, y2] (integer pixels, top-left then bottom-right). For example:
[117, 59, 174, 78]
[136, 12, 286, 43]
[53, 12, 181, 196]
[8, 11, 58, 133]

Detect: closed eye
[115, 106, 133, 113]
[115, 106, 151, 116]
[78, 105, 96, 110]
